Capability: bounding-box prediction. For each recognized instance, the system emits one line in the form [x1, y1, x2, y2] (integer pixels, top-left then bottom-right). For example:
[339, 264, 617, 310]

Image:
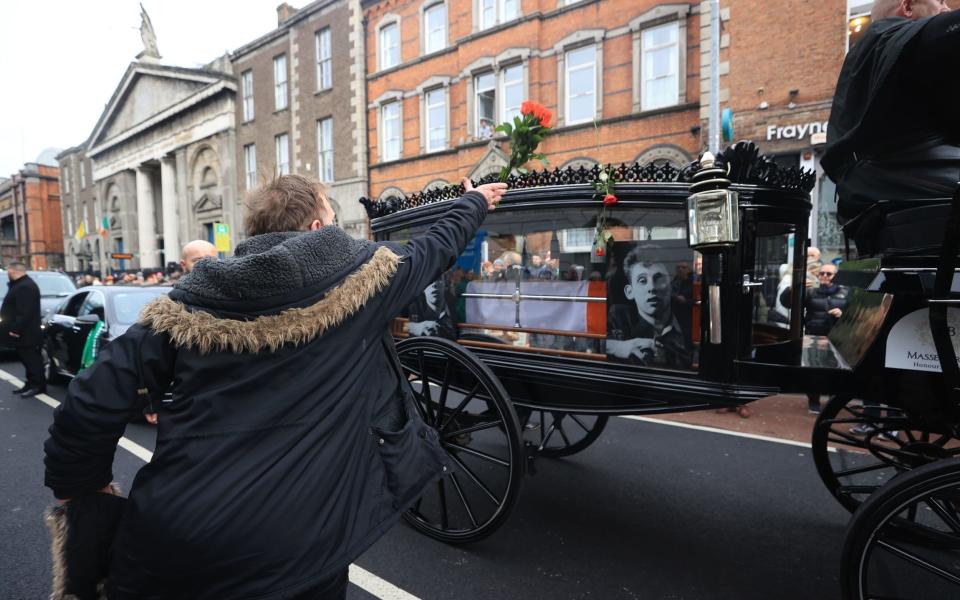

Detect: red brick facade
[363, 0, 703, 199]
[0, 164, 64, 270]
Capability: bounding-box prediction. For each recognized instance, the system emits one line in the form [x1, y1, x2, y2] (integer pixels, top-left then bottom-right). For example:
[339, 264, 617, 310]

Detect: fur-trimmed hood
[139, 227, 400, 354]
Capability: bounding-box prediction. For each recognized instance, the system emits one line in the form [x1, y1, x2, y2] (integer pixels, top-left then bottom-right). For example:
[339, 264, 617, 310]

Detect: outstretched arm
[44, 324, 176, 500]
[380, 179, 506, 317]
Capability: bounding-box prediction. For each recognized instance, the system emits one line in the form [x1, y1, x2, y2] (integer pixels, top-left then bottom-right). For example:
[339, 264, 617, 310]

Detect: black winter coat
[822, 13, 960, 220]
[44, 193, 488, 599]
[804, 284, 848, 336]
[0, 275, 42, 346]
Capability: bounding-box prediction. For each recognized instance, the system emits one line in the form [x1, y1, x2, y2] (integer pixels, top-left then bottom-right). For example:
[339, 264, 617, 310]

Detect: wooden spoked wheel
[518, 409, 609, 458]
[395, 337, 524, 544]
[812, 394, 960, 512]
[841, 458, 960, 599]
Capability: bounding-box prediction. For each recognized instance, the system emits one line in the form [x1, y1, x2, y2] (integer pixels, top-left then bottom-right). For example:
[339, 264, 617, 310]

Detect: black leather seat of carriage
[842, 199, 953, 257]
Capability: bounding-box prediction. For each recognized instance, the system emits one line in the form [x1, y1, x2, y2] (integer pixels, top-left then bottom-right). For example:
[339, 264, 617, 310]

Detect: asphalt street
[0, 355, 853, 600]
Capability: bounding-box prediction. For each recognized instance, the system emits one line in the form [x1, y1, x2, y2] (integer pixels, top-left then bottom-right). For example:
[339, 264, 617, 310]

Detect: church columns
[135, 166, 159, 268]
[160, 156, 180, 264]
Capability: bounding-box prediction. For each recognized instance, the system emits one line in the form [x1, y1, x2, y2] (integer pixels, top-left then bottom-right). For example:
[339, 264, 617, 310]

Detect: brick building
[231, 0, 370, 239]
[362, 0, 703, 201]
[0, 156, 64, 270]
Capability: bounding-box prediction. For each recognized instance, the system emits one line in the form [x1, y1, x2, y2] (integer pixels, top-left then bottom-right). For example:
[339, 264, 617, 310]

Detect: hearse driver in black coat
[43, 174, 506, 599]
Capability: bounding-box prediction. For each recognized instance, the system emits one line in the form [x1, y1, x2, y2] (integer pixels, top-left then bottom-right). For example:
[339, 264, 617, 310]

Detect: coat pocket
[372, 414, 447, 509]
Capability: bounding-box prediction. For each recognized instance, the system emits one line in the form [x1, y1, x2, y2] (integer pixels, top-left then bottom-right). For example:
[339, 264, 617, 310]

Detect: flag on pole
[99, 217, 109, 238]
[74, 221, 86, 241]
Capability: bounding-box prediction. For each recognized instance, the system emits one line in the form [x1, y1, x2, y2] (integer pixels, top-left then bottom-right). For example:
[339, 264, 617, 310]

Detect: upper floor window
[79, 162, 87, 189]
[847, 1, 871, 51]
[316, 29, 332, 91]
[641, 22, 680, 110]
[318, 117, 334, 182]
[381, 101, 402, 161]
[275, 133, 290, 175]
[62, 166, 70, 194]
[273, 55, 288, 111]
[241, 70, 255, 121]
[243, 143, 257, 189]
[479, 0, 518, 30]
[475, 72, 496, 139]
[565, 45, 597, 124]
[380, 22, 400, 70]
[501, 64, 523, 124]
[423, 3, 447, 54]
[425, 88, 447, 152]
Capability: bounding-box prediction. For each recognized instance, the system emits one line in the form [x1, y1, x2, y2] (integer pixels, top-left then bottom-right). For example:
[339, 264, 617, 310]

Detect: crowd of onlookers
[70, 268, 180, 288]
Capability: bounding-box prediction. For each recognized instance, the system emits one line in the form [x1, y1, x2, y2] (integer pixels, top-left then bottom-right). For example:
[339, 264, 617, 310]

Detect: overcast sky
[0, 0, 280, 175]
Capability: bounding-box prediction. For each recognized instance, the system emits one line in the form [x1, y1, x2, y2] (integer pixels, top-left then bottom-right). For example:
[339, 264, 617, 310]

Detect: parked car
[0, 270, 76, 351]
[42, 285, 171, 381]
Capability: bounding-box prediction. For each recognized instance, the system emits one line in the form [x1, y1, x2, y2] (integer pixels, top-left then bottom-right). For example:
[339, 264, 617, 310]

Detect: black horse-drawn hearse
[360, 141, 960, 599]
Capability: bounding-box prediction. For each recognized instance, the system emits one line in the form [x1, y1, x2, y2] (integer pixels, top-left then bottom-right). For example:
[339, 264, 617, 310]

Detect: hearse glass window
[390, 205, 698, 371]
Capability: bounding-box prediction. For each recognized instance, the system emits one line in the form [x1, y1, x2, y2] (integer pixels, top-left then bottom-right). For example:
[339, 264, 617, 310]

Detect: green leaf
[496, 122, 513, 135]
[516, 166, 529, 174]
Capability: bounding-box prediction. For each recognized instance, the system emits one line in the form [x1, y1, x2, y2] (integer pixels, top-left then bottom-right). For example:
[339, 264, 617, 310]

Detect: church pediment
[89, 64, 228, 150]
[193, 193, 223, 213]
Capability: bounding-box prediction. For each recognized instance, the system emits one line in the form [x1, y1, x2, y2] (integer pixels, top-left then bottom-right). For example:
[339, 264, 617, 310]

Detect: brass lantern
[687, 152, 739, 249]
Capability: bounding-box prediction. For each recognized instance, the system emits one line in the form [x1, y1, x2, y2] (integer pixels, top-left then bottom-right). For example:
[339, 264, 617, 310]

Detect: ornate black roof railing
[360, 141, 816, 220]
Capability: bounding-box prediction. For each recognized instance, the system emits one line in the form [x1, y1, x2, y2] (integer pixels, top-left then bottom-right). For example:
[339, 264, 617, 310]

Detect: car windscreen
[111, 290, 167, 325]
[33, 274, 76, 297]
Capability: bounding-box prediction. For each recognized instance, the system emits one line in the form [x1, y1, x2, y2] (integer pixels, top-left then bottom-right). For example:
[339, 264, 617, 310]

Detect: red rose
[603, 194, 618, 206]
[521, 100, 552, 128]
[595, 247, 605, 257]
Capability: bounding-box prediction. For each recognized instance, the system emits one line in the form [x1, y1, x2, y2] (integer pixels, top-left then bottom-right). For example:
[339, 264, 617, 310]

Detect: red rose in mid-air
[595, 247, 605, 257]
[521, 100, 552, 128]
[603, 194, 618, 206]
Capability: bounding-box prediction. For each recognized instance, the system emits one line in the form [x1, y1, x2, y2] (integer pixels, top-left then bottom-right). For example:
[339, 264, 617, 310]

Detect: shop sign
[766, 121, 828, 142]
[885, 307, 960, 372]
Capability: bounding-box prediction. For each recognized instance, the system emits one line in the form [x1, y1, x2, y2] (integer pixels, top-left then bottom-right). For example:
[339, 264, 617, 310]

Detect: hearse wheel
[841, 457, 960, 600]
[812, 394, 960, 512]
[519, 410, 609, 458]
[396, 337, 524, 544]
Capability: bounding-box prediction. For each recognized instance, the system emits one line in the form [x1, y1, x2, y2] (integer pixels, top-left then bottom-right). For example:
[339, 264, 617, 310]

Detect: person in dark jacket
[1, 262, 45, 397]
[804, 264, 848, 336]
[43, 174, 506, 599]
[804, 263, 848, 413]
[822, 1, 959, 224]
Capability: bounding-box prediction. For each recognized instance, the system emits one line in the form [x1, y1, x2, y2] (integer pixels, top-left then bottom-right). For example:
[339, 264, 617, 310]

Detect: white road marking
[619, 415, 837, 452]
[349, 565, 421, 600]
[6, 366, 421, 600]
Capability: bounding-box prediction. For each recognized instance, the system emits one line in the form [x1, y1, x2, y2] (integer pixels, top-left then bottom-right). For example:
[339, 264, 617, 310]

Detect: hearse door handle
[742, 274, 764, 294]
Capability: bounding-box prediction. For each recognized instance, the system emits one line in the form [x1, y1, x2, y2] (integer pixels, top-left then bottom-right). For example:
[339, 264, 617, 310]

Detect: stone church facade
[59, 56, 238, 273]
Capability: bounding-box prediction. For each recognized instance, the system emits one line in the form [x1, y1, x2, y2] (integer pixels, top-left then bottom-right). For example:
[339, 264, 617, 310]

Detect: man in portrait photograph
[407, 277, 457, 339]
[606, 244, 693, 368]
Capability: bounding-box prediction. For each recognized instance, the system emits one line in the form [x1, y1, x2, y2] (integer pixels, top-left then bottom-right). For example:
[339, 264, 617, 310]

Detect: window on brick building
[565, 45, 597, 124]
[244, 144, 257, 189]
[478, 0, 518, 30]
[274, 55, 288, 111]
[847, 1, 872, 51]
[382, 101, 402, 161]
[316, 28, 332, 91]
[318, 118, 334, 181]
[423, 3, 447, 54]
[501, 64, 523, 123]
[475, 72, 496, 138]
[641, 22, 680, 110]
[275, 133, 290, 175]
[380, 22, 400, 69]
[425, 89, 447, 152]
[242, 70, 255, 121]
